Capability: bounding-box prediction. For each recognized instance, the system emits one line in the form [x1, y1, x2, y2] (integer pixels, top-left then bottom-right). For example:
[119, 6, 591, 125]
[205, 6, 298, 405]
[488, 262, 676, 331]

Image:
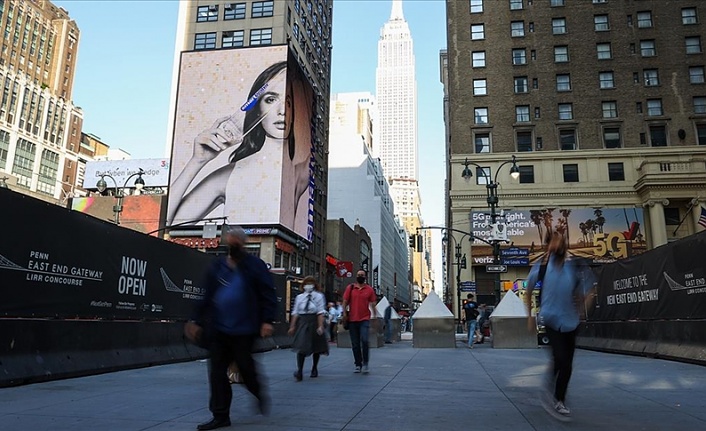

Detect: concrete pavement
[1, 335, 705, 431]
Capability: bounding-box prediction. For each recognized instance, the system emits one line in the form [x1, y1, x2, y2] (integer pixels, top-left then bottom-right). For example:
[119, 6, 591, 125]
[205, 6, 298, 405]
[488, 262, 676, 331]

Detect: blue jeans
[348, 320, 370, 367]
[467, 320, 478, 346]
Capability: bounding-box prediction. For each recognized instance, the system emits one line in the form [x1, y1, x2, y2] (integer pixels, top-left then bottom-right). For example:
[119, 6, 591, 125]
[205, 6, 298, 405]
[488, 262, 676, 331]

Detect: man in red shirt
[342, 269, 378, 373]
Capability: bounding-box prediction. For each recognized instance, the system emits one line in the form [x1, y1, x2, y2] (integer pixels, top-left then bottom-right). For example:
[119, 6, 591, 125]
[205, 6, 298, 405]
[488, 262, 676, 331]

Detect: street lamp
[461, 155, 520, 303]
[442, 230, 469, 333]
[0, 176, 8, 189]
[96, 168, 146, 225]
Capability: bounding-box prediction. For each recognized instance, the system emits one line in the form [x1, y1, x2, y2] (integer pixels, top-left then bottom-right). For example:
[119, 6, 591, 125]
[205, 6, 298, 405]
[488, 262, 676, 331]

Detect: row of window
[194, 28, 272, 50]
[473, 67, 705, 99]
[471, 0, 699, 29]
[1, 133, 60, 195]
[196, 2, 274, 22]
[492, 162, 626, 185]
[472, 124, 706, 155]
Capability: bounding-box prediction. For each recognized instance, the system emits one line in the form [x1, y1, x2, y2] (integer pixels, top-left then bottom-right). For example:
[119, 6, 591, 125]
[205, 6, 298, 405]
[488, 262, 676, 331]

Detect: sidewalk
[1, 335, 705, 431]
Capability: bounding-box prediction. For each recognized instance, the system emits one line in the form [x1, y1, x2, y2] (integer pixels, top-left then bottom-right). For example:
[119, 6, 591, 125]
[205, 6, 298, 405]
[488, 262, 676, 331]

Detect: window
[694, 97, 706, 114]
[37, 149, 58, 195]
[608, 163, 625, 181]
[532, 78, 539, 89]
[197, 5, 219, 22]
[550, 0, 564, 6]
[519, 165, 534, 183]
[194, 32, 216, 50]
[594, 15, 609, 31]
[475, 167, 491, 185]
[552, 18, 567, 34]
[560, 129, 577, 150]
[690, 66, 705, 84]
[604, 127, 621, 148]
[222, 30, 244, 48]
[686, 36, 702, 54]
[474, 107, 489, 124]
[558, 103, 573, 120]
[517, 131, 533, 151]
[516, 105, 530, 122]
[597, 43, 612, 59]
[602, 101, 618, 118]
[12, 138, 36, 188]
[470, 0, 483, 13]
[643, 69, 659, 86]
[510, 0, 523, 10]
[512, 48, 527, 65]
[636, 102, 643, 114]
[563, 164, 579, 182]
[475, 132, 490, 153]
[511, 21, 525, 37]
[0, 129, 9, 170]
[250, 28, 272, 45]
[664, 208, 681, 225]
[647, 99, 663, 116]
[593, 0, 607, 3]
[224, 3, 246, 20]
[599, 71, 615, 89]
[252, 1, 274, 18]
[471, 24, 485, 40]
[698, 124, 706, 145]
[640, 40, 656, 57]
[682, 8, 698, 25]
[473, 79, 487, 96]
[554, 46, 568, 62]
[637, 11, 652, 28]
[534, 107, 541, 118]
[472, 51, 486, 67]
[649, 125, 667, 146]
[514, 76, 528, 93]
[556, 74, 571, 91]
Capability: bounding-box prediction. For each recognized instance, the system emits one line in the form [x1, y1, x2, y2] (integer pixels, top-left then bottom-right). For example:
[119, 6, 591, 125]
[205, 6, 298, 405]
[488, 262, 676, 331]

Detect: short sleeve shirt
[344, 284, 376, 322]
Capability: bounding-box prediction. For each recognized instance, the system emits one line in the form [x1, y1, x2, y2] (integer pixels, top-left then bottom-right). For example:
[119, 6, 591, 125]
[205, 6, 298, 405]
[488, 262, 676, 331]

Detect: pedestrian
[383, 302, 393, 344]
[463, 294, 479, 348]
[475, 303, 488, 344]
[184, 226, 276, 431]
[327, 301, 341, 343]
[525, 230, 595, 421]
[288, 276, 329, 381]
[341, 269, 378, 373]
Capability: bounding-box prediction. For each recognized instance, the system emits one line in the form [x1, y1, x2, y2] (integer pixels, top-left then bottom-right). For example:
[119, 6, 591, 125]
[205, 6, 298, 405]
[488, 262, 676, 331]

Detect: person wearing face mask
[341, 270, 378, 374]
[185, 226, 277, 430]
[288, 276, 328, 381]
[525, 230, 595, 422]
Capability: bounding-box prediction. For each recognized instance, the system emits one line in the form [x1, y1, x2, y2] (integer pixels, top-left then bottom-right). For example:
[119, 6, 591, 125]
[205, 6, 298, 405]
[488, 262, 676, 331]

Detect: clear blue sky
[55, 0, 447, 291]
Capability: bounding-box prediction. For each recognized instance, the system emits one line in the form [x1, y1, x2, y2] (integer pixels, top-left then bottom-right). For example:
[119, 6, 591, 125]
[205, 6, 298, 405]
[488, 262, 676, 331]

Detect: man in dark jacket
[185, 226, 277, 431]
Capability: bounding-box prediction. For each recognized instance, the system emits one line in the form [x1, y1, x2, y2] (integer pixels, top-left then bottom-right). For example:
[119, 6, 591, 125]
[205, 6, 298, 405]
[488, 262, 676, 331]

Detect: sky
[54, 0, 448, 293]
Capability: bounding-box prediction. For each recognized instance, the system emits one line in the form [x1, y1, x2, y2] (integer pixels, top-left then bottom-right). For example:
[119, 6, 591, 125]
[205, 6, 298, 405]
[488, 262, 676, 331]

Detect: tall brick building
[442, 0, 706, 313]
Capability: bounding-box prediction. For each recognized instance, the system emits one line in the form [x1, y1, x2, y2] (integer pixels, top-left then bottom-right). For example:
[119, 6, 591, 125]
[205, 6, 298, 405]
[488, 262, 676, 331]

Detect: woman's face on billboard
[259, 70, 292, 140]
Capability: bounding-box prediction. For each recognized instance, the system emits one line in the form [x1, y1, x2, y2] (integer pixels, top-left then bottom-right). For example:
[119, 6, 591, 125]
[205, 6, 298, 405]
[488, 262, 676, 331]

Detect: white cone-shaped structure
[413, 290, 454, 318]
[376, 296, 400, 319]
[490, 291, 528, 317]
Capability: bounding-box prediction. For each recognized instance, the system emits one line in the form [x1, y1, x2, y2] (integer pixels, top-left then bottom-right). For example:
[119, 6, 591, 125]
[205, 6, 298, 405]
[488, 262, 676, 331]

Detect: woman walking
[288, 276, 329, 381]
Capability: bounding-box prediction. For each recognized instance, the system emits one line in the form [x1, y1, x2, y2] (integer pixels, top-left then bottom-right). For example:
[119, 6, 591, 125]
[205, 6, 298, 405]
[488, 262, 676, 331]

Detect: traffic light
[415, 234, 423, 252]
[408, 234, 416, 248]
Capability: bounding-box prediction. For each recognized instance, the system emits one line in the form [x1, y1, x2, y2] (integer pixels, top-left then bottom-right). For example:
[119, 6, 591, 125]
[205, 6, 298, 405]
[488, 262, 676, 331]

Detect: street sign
[459, 281, 477, 292]
[486, 264, 508, 273]
[501, 257, 530, 266]
[500, 247, 530, 257]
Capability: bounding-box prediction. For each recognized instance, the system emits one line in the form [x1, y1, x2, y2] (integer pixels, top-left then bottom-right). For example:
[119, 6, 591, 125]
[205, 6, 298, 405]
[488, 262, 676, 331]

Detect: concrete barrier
[412, 291, 455, 348]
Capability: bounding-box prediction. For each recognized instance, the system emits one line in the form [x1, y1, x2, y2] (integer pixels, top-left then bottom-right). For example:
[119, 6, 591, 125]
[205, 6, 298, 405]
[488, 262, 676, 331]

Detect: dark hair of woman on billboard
[166, 60, 297, 225]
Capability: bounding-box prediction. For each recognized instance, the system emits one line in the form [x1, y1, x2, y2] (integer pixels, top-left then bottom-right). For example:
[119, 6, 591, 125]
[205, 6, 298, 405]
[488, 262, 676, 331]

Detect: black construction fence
[0, 189, 291, 387]
[579, 230, 706, 364]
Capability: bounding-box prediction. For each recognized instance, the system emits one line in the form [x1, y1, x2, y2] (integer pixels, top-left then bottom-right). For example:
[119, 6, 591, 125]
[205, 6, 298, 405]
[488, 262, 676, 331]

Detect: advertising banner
[167, 46, 315, 241]
[590, 231, 706, 321]
[470, 207, 647, 266]
[70, 194, 164, 234]
[0, 188, 214, 320]
[83, 159, 171, 189]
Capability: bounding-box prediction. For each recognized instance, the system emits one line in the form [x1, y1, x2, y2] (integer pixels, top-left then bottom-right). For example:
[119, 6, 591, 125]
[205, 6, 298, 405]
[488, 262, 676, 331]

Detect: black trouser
[348, 320, 370, 367]
[208, 331, 263, 420]
[546, 327, 577, 402]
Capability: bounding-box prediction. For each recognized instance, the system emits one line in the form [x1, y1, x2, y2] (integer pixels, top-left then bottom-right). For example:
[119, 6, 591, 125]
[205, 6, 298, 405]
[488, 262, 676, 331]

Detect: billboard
[83, 159, 171, 189]
[470, 207, 647, 265]
[71, 194, 164, 235]
[167, 46, 315, 241]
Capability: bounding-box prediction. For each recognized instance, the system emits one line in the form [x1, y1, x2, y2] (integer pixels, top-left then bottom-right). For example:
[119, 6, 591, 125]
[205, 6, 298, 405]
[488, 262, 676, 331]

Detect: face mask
[303, 284, 314, 292]
[356, 276, 366, 284]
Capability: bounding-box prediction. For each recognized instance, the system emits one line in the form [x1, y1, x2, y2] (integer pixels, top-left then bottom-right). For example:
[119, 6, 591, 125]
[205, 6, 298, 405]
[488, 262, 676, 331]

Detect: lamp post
[442, 230, 469, 333]
[96, 168, 146, 225]
[461, 156, 520, 303]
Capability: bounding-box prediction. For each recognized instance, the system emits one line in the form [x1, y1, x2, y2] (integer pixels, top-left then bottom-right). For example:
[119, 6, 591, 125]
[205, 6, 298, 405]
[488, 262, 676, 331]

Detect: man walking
[342, 269, 378, 373]
[185, 226, 277, 430]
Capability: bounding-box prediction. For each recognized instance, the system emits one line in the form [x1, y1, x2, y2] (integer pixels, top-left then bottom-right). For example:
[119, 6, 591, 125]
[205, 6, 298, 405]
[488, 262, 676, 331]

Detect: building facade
[444, 0, 706, 315]
[324, 218, 372, 302]
[166, 0, 333, 281]
[0, 0, 85, 205]
[328, 91, 411, 308]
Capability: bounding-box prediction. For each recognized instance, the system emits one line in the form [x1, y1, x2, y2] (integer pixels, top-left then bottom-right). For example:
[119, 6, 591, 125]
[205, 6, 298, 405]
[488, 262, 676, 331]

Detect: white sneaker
[554, 401, 570, 416]
[361, 364, 369, 374]
[354, 366, 362, 373]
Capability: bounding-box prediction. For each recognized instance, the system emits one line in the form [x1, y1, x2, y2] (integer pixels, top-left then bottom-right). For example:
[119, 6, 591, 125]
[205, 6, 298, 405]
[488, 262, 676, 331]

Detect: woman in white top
[288, 275, 328, 381]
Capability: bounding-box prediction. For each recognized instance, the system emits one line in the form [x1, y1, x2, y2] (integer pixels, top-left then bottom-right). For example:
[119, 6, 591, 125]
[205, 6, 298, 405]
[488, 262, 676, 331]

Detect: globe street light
[461, 156, 520, 303]
[96, 168, 146, 225]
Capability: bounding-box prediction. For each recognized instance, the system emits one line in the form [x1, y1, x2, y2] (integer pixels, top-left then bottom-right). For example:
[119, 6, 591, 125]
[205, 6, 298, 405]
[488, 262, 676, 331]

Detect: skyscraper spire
[390, 0, 404, 21]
